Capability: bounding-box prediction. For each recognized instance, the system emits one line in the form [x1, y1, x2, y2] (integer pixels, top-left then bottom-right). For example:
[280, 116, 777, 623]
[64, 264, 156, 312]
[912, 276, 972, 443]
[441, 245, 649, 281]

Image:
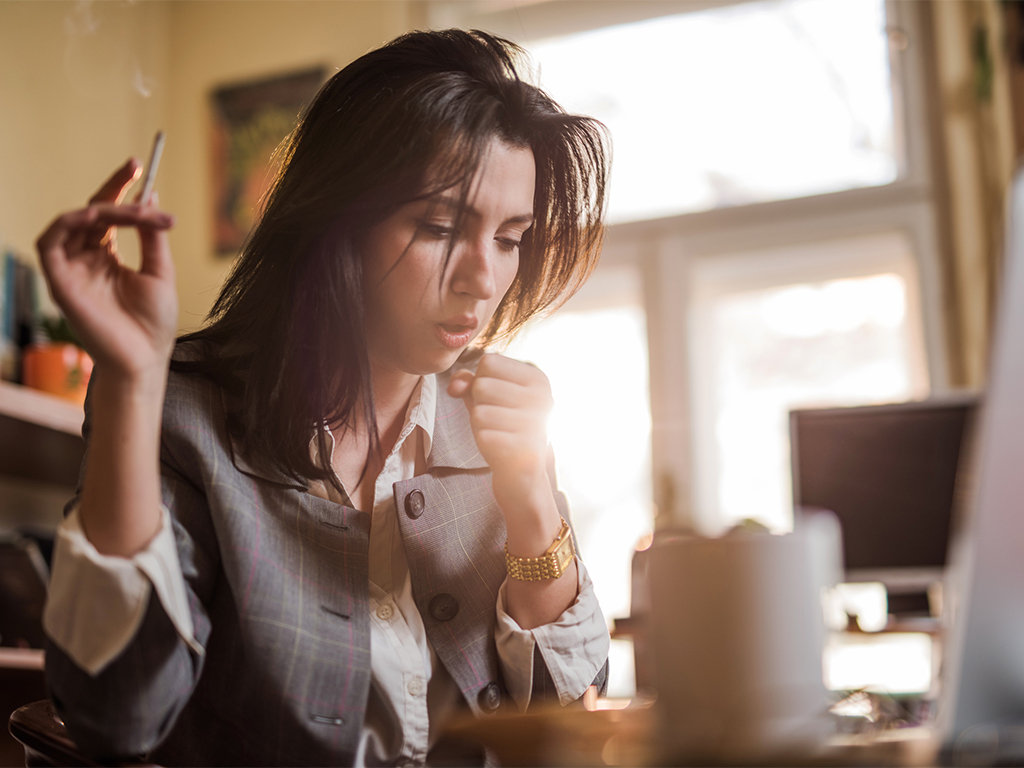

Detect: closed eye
[417, 221, 456, 240]
[496, 237, 521, 253]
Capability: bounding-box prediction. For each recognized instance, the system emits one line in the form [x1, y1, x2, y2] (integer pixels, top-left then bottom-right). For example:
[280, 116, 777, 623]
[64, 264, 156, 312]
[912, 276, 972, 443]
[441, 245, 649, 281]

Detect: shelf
[0, 648, 44, 671]
[0, 381, 83, 436]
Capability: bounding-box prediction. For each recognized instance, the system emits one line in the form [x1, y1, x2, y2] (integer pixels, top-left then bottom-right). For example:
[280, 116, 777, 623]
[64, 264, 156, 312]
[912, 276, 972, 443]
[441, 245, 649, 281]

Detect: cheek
[364, 238, 438, 311]
[496, 256, 520, 300]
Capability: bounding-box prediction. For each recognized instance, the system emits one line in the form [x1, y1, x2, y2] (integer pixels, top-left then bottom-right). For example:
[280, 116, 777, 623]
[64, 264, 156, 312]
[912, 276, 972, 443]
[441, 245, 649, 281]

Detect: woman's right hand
[36, 159, 178, 383]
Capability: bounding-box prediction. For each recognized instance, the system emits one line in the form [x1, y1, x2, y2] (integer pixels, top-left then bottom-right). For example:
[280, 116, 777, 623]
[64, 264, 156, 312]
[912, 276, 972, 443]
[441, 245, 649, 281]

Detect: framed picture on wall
[210, 67, 326, 256]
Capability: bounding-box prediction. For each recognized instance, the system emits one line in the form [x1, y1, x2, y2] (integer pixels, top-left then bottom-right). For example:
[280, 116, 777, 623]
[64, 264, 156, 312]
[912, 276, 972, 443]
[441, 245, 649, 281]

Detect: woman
[36, 29, 610, 766]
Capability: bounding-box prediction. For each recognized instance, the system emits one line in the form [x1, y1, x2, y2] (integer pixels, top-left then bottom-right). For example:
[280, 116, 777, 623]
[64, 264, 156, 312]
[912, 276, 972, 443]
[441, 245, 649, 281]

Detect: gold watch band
[505, 517, 576, 581]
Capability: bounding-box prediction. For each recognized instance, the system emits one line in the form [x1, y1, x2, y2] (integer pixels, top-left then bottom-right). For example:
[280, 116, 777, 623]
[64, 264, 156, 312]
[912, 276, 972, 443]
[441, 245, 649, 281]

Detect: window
[432, 0, 945, 694]
[528, 0, 899, 223]
[689, 232, 930, 532]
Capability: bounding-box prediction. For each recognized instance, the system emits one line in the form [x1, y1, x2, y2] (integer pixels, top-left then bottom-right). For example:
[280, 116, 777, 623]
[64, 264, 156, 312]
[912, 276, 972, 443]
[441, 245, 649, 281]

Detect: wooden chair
[8, 699, 163, 768]
[1, 649, 45, 767]
[8, 700, 99, 767]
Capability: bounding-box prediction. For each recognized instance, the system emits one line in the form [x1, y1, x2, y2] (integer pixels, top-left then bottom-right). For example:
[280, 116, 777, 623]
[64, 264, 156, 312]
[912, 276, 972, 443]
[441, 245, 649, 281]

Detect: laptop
[939, 165, 1024, 762]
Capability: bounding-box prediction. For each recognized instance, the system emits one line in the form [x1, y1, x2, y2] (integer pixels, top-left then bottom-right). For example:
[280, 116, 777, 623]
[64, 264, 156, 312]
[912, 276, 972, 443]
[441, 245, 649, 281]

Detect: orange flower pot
[22, 344, 93, 405]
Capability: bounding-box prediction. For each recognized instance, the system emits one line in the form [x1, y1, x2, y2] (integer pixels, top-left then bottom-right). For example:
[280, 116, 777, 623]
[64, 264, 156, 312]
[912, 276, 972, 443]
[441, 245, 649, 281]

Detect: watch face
[554, 534, 576, 572]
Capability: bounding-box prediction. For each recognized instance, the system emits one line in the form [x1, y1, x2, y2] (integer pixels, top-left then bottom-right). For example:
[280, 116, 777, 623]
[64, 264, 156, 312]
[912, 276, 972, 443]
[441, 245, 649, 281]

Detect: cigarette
[139, 130, 166, 205]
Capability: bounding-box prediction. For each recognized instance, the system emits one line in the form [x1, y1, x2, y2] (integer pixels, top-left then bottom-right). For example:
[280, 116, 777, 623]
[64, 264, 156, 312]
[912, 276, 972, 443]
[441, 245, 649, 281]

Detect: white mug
[643, 513, 842, 763]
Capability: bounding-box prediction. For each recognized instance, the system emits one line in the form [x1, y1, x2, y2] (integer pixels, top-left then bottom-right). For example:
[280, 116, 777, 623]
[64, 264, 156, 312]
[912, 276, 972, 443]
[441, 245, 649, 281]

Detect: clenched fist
[448, 352, 562, 552]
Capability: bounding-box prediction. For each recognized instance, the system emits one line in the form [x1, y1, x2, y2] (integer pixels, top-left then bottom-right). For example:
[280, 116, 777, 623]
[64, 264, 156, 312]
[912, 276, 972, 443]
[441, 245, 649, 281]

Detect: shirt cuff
[43, 504, 203, 676]
[494, 559, 610, 711]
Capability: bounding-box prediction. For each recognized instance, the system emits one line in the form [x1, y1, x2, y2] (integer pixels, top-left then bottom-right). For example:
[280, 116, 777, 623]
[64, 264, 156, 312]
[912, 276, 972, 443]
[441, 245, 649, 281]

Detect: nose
[449, 237, 496, 300]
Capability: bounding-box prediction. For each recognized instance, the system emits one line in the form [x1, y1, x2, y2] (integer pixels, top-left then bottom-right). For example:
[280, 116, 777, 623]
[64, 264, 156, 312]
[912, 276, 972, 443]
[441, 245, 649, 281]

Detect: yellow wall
[162, 0, 423, 330]
[0, 0, 422, 330]
[0, 0, 169, 307]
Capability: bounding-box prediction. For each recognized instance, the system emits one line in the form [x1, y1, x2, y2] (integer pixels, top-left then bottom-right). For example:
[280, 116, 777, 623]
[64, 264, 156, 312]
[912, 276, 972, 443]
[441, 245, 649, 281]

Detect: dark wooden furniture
[0, 652, 44, 768]
[8, 700, 96, 767]
[7, 700, 159, 768]
[0, 383, 84, 767]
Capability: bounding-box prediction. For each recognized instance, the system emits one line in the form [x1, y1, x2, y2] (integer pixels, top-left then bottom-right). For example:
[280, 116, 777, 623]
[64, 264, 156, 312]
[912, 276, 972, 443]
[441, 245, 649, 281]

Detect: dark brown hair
[176, 29, 608, 492]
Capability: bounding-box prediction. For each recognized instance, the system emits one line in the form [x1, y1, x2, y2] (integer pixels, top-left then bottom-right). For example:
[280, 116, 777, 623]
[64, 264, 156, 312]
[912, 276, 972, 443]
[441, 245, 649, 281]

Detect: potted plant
[21, 317, 92, 405]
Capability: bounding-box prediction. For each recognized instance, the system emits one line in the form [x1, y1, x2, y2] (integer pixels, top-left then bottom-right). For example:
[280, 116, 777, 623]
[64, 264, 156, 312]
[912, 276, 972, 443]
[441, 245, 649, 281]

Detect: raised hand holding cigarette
[36, 140, 178, 383]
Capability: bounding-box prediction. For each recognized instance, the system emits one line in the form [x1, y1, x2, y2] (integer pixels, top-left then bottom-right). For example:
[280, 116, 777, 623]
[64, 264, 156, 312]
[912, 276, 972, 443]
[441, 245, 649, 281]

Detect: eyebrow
[425, 194, 534, 227]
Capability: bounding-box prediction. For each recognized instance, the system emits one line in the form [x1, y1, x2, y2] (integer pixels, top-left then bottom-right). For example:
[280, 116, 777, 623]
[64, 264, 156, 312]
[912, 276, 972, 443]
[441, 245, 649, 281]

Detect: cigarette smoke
[63, 0, 157, 101]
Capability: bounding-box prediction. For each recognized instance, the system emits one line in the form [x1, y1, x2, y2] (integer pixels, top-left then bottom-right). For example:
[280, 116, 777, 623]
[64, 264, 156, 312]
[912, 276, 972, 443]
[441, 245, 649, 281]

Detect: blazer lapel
[429, 357, 489, 471]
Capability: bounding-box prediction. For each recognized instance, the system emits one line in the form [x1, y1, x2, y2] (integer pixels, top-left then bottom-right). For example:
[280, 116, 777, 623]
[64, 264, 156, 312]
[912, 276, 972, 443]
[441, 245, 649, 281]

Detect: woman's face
[361, 139, 536, 378]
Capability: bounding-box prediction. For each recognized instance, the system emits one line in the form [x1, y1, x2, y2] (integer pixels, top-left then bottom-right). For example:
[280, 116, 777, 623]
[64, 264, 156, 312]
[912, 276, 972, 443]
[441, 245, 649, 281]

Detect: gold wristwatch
[505, 517, 576, 581]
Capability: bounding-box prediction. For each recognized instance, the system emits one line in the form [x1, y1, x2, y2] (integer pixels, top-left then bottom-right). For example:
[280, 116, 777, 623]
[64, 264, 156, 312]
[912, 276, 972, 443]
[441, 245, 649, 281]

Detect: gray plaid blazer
[45, 349, 606, 766]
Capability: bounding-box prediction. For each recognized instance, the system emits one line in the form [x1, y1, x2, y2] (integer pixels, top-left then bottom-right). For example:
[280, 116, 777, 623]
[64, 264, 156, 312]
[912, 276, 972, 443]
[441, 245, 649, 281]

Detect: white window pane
[528, 0, 896, 224]
[824, 632, 933, 694]
[715, 274, 917, 531]
[690, 234, 929, 532]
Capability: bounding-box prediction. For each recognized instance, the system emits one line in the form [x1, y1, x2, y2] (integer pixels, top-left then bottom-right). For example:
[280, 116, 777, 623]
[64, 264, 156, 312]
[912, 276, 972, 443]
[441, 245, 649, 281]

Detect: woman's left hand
[448, 353, 562, 544]
[449, 353, 577, 628]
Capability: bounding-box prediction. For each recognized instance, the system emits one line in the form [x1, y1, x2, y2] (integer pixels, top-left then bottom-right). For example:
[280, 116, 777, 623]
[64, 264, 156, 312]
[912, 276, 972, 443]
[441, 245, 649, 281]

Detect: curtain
[925, 0, 1017, 389]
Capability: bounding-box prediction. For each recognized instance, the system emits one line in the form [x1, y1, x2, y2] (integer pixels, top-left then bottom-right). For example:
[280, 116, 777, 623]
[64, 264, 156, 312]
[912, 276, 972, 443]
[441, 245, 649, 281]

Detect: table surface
[442, 700, 943, 767]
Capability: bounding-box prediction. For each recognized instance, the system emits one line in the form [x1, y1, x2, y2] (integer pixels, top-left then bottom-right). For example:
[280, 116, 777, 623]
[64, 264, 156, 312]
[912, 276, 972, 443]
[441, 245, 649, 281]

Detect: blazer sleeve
[542, 452, 611, 705]
[43, 376, 221, 760]
[495, 555, 610, 711]
[495, 447, 611, 711]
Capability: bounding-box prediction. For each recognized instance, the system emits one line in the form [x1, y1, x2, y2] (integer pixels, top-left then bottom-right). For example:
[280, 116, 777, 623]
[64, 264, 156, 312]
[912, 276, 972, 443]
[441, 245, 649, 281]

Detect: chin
[403, 348, 464, 377]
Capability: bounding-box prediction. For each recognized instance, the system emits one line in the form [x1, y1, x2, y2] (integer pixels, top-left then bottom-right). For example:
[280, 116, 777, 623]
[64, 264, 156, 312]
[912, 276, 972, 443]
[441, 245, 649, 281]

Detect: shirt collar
[427, 351, 488, 471]
[308, 374, 436, 467]
[407, 374, 436, 461]
[230, 358, 488, 486]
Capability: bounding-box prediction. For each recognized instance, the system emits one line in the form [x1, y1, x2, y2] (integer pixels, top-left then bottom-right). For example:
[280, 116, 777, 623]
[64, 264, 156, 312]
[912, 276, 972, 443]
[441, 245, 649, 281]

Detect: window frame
[430, 0, 950, 531]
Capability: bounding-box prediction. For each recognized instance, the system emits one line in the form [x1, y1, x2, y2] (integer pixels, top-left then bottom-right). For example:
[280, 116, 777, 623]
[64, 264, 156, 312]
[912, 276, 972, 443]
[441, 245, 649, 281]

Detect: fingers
[476, 352, 545, 387]
[450, 353, 552, 443]
[472, 354, 552, 409]
[37, 206, 102, 278]
[90, 202, 174, 229]
[447, 369, 475, 400]
[89, 158, 142, 205]
[138, 223, 175, 280]
[37, 204, 174, 272]
[450, 355, 552, 409]
[86, 159, 143, 249]
[469, 404, 533, 433]
[470, 374, 551, 409]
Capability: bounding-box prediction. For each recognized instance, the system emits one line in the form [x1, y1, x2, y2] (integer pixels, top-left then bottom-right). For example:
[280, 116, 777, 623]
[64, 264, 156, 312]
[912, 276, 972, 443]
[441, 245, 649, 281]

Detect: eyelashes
[418, 222, 454, 240]
[416, 221, 522, 253]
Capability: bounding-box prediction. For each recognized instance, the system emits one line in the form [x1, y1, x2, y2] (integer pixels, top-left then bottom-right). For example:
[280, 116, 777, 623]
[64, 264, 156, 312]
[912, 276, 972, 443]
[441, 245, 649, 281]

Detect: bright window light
[824, 632, 934, 694]
[708, 273, 919, 532]
[528, 0, 896, 223]
[689, 225, 931, 534]
[504, 270, 652, 698]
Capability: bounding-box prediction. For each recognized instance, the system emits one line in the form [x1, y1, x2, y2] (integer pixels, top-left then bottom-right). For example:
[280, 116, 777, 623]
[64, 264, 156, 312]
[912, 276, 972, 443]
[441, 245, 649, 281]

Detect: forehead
[421, 139, 536, 219]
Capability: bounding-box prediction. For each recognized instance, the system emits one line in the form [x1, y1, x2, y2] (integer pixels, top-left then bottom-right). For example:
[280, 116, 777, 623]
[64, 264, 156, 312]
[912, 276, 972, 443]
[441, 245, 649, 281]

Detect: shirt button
[404, 490, 425, 519]
[376, 604, 394, 621]
[407, 677, 425, 696]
